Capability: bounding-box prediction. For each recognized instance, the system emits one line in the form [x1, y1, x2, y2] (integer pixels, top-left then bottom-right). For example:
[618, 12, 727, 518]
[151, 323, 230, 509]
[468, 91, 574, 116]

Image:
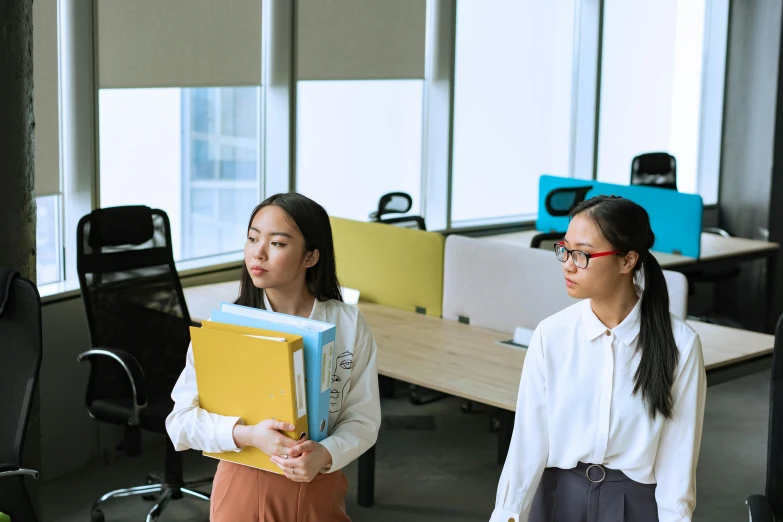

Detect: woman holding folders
[166, 193, 381, 521]
[490, 196, 706, 522]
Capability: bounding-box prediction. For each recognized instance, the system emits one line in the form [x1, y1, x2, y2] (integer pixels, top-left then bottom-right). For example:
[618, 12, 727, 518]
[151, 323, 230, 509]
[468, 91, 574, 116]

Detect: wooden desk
[182, 282, 775, 505]
[184, 280, 774, 395]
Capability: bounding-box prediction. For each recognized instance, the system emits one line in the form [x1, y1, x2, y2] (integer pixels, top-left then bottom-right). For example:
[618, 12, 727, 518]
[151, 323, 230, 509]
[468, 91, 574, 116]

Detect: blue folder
[211, 304, 336, 442]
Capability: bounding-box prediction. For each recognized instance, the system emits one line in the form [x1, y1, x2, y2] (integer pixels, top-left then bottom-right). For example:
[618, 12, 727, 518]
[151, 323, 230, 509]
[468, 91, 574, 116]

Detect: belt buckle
[586, 464, 606, 483]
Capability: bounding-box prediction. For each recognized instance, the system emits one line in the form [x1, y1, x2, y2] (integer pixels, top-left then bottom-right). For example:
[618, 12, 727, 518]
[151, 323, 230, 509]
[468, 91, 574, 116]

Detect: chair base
[91, 475, 212, 522]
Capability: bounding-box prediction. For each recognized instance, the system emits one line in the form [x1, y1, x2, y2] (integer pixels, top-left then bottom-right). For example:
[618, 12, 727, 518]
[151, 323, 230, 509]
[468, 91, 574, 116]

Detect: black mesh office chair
[75, 206, 211, 522]
[631, 152, 678, 190]
[746, 313, 783, 522]
[369, 192, 427, 230]
[530, 185, 593, 249]
[0, 269, 42, 522]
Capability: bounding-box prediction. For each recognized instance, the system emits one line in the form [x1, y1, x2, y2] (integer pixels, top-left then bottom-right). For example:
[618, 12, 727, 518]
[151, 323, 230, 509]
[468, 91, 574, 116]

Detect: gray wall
[716, 0, 782, 331]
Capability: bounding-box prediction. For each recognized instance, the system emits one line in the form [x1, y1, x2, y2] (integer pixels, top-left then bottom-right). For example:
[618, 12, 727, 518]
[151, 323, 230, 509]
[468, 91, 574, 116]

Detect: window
[296, 80, 424, 222]
[98, 86, 261, 261]
[451, 0, 578, 224]
[36, 195, 62, 285]
[596, 0, 726, 203]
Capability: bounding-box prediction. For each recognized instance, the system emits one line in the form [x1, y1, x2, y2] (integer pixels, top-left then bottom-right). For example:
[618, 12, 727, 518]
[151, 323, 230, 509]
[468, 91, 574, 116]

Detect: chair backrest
[767, 313, 783, 518]
[545, 186, 592, 217]
[370, 192, 427, 230]
[0, 269, 43, 470]
[76, 206, 191, 404]
[662, 270, 688, 321]
[631, 152, 677, 191]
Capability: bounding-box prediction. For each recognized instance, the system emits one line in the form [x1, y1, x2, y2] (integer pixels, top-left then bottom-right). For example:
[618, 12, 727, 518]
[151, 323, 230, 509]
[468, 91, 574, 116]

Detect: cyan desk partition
[536, 175, 703, 258]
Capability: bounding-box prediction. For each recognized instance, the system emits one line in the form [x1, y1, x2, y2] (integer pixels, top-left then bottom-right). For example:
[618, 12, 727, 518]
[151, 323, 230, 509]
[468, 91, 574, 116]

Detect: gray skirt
[529, 462, 659, 522]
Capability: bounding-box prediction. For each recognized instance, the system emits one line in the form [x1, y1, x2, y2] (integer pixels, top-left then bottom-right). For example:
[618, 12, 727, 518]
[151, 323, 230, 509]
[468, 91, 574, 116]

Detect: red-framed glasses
[554, 241, 623, 269]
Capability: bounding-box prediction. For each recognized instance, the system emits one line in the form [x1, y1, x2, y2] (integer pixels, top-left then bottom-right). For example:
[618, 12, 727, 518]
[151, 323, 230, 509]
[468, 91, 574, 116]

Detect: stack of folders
[190, 321, 309, 473]
[190, 303, 336, 473]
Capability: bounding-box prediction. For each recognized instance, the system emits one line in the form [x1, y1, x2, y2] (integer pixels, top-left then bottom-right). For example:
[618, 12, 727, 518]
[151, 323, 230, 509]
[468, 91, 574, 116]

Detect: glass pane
[98, 87, 261, 262]
[191, 188, 215, 218]
[190, 222, 221, 259]
[218, 188, 258, 225]
[221, 87, 258, 139]
[296, 80, 424, 222]
[451, 0, 577, 223]
[192, 139, 217, 180]
[220, 145, 257, 181]
[193, 88, 215, 134]
[597, 0, 706, 195]
[36, 195, 61, 285]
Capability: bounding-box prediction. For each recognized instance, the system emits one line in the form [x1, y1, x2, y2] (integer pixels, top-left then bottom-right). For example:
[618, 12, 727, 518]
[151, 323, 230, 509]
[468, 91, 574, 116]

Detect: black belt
[569, 461, 631, 483]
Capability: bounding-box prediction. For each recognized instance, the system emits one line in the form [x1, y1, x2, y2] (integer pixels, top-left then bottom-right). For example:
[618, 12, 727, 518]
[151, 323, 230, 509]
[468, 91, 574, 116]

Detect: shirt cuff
[318, 437, 342, 473]
[489, 508, 524, 522]
[216, 416, 243, 452]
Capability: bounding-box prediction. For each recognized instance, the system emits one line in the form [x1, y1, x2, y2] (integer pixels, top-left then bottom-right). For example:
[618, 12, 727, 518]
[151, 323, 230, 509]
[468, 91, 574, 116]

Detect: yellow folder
[190, 321, 309, 473]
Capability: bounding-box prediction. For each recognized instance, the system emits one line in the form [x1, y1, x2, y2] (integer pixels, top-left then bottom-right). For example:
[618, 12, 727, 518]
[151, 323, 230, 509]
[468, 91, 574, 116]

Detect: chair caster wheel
[91, 509, 105, 522]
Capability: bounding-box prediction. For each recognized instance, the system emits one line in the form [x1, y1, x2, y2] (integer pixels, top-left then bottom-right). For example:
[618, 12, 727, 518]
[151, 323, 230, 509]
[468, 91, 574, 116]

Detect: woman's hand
[270, 439, 333, 482]
[232, 419, 300, 458]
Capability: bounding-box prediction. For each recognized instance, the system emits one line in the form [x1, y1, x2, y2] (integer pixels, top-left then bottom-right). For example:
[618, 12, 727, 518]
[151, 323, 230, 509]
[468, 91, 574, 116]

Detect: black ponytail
[570, 195, 679, 420]
[635, 251, 679, 419]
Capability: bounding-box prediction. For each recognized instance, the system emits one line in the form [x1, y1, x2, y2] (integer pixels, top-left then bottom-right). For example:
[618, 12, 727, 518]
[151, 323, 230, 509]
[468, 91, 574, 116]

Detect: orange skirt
[210, 460, 351, 522]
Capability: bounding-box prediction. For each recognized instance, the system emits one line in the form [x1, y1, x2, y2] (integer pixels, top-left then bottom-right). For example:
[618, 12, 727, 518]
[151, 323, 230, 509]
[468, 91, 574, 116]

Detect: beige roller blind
[297, 0, 427, 80]
[97, 0, 263, 89]
[34, 0, 61, 196]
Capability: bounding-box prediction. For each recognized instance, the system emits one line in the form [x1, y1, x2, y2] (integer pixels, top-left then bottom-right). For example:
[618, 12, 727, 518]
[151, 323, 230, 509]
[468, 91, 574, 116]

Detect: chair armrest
[0, 468, 39, 480]
[77, 348, 147, 425]
[703, 226, 731, 238]
[746, 494, 774, 522]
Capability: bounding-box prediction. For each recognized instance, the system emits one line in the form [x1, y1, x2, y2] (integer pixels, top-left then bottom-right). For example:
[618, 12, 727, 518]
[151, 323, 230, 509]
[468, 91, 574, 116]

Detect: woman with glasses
[490, 195, 706, 522]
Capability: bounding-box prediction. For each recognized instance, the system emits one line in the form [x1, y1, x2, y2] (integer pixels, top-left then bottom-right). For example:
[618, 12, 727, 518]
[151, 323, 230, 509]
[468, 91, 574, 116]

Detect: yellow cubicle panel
[330, 217, 444, 317]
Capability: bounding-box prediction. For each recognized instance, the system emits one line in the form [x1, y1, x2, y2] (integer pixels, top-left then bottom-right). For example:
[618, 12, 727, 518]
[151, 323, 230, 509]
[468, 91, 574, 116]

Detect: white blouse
[165, 292, 382, 473]
[491, 297, 706, 522]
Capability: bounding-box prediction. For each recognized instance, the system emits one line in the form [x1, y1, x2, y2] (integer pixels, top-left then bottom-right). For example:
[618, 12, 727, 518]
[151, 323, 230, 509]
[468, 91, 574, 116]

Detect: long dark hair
[236, 193, 343, 309]
[570, 195, 679, 420]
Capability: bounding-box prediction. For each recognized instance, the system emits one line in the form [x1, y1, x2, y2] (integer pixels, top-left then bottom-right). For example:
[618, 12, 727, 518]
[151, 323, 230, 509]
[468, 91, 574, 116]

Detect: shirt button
[605, 330, 611, 336]
[508, 518, 515, 522]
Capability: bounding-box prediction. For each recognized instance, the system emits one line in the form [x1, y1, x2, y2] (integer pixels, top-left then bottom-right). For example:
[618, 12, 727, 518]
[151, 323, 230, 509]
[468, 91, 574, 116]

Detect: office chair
[0, 269, 42, 522]
[75, 206, 211, 522]
[630, 152, 678, 190]
[530, 185, 593, 249]
[746, 313, 783, 521]
[369, 192, 427, 230]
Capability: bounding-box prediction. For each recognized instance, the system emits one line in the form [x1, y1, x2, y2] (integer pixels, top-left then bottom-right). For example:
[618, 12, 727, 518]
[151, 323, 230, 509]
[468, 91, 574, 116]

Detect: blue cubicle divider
[536, 175, 703, 258]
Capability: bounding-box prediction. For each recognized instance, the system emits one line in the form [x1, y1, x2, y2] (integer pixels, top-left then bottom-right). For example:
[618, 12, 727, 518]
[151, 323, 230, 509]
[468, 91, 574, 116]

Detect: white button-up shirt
[491, 297, 706, 522]
[165, 293, 381, 473]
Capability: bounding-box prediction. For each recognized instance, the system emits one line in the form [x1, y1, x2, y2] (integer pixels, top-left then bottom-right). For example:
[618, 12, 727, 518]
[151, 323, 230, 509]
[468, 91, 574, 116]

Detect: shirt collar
[581, 286, 643, 345]
[262, 290, 319, 320]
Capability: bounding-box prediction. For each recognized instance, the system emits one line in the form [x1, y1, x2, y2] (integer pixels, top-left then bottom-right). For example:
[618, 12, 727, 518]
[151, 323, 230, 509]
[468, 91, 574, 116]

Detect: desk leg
[767, 251, 779, 333]
[379, 375, 395, 399]
[497, 410, 515, 466]
[357, 444, 375, 507]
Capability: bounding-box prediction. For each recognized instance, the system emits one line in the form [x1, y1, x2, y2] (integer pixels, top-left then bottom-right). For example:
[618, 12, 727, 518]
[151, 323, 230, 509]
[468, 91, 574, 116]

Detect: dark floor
[42, 370, 770, 522]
